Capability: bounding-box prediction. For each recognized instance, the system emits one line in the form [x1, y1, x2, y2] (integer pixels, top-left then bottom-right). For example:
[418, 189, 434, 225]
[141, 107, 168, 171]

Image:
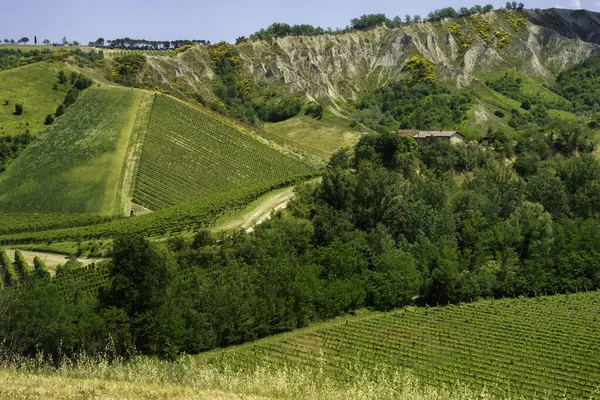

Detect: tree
[100, 235, 177, 355]
[14, 103, 23, 115]
[57, 70, 67, 84]
[43, 39, 50, 45]
[2, 39, 8, 44]
[506, 1, 513, 9]
[95, 37, 105, 47]
[72, 40, 79, 46]
[18, 37, 29, 44]
[517, 2, 525, 9]
[484, 4, 495, 12]
[55, 104, 66, 117]
[414, 15, 422, 23]
[368, 249, 421, 309]
[44, 114, 54, 125]
[34, 36, 37, 45]
[404, 14, 412, 24]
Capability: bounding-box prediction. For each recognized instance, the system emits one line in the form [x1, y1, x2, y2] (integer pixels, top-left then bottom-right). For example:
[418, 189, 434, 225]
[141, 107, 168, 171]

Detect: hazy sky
[1, 0, 598, 45]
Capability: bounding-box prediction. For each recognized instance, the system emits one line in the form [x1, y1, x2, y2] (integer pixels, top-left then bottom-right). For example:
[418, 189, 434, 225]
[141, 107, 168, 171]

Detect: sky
[1, 0, 599, 45]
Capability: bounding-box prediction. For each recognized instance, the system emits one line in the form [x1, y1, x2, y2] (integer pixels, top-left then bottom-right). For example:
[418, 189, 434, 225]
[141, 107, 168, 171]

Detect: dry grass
[0, 355, 502, 400]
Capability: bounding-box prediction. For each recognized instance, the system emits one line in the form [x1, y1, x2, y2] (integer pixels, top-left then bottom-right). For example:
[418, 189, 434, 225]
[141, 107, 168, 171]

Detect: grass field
[0, 356, 498, 400]
[0, 62, 70, 138]
[133, 95, 313, 210]
[205, 292, 600, 399]
[0, 87, 148, 215]
[263, 110, 365, 159]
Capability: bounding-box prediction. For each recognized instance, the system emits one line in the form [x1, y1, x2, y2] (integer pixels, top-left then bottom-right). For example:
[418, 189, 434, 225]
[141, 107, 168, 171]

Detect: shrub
[44, 114, 54, 125]
[14, 103, 23, 115]
[55, 104, 66, 117]
[494, 110, 505, 118]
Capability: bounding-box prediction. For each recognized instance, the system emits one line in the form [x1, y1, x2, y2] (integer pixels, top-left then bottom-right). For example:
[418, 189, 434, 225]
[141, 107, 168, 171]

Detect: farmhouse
[393, 130, 464, 145]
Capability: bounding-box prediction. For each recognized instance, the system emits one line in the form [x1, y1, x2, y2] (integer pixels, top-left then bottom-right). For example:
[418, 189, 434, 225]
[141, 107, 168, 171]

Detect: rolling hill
[205, 292, 600, 399]
[0, 86, 150, 215]
[0, 62, 72, 139]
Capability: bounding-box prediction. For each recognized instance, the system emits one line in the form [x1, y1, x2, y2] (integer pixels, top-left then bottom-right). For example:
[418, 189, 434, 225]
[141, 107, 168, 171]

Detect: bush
[55, 104, 66, 117]
[494, 110, 505, 118]
[14, 103, 23, 115]
[44, 114, 54, 125]
[63, 89, 79, 107]
[74, 74, 92, 90]
[305, 102, 324, 119]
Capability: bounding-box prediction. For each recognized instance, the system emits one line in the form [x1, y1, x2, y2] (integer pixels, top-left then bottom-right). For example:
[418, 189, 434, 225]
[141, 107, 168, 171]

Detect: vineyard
[53, 261, 110, 299]
[0, 176, 311, 245]
[104, 49, 168, 57]
[133, 95, 313, 210]
[0, 213, 114, 235]
[207, 292, 600, 399]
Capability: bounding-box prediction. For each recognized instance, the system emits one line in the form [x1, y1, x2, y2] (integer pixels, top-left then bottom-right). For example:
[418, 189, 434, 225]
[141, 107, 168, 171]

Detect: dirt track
[214, 187, 296, 233]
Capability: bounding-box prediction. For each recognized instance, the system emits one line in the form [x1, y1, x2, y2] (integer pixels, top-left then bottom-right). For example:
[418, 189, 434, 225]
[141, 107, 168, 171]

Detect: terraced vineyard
[208, 292, 600, 399]
[133, 95, 312, 210]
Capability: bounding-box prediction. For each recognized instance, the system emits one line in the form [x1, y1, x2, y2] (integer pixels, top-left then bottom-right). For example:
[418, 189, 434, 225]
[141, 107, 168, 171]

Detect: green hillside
[132, 95, 313, 210]
[0, 87, 151, 215]
[0, 62, 70, 138]
[263, 110, 366, 159]
[207, 292, 600, 399]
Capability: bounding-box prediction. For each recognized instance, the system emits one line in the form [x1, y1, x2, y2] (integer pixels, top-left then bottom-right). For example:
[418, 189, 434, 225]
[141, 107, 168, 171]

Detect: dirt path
[213, 187, 296, 233]
[4, 249, 104, 276]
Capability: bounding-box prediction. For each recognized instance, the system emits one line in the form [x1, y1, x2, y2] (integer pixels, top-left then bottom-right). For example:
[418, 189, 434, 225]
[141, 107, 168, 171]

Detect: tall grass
[0, 349, 539, 400]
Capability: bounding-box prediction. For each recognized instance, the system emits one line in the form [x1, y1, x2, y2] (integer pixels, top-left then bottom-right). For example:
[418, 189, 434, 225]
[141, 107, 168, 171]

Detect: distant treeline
[87, 37, 210, 50]
[239, 3, 523, 43]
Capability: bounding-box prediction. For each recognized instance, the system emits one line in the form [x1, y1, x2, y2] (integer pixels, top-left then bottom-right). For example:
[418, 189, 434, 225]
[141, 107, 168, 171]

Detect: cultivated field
[133, 95, 313, 210]
[0, 87, 149, 215]
[0, 177, 308, 245]
[206, 292, 600, 399]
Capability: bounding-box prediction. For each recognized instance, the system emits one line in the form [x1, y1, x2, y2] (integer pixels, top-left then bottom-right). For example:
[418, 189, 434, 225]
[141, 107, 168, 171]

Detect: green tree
[44, 114, 55, 125]
[55, 104, 66, 117]
[57, 70, 67, 84]
[14, 103, 23, 115]
[100, 236, 177, 355]
[368, 249, 421, 309]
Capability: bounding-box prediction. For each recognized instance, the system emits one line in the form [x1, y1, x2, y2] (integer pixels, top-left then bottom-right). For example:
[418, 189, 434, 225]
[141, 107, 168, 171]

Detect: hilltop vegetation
[0, 87, 145, 214]
[133, 95, 313, 210]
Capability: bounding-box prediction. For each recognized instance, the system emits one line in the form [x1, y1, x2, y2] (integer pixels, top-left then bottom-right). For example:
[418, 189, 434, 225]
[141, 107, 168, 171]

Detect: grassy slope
[263, 110, 365, 159]
[0, 87, 145, 215]
[0, 62, 70, 138]
[133, 95, 313, 210]
[203, 292, 600, 399]
[0, 358, 493, 400]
